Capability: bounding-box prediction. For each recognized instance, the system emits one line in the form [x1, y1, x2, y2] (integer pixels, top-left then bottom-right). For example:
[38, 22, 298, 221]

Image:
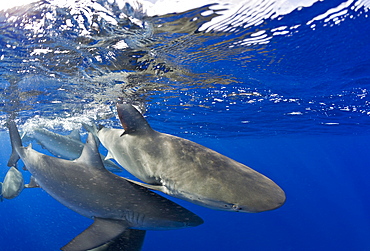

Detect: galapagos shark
[7, 120, 203, 251]
[1, 166, 24, 200]
[29, 127, 122, 172]
[94, 103, 286, 213]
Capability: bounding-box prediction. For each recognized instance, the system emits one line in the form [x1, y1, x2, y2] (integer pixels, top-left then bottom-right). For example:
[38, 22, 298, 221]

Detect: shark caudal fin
[6, 120, 23, 167]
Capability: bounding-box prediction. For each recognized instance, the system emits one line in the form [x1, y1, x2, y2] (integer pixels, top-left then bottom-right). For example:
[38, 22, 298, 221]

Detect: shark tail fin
[6, 120, 22, 167]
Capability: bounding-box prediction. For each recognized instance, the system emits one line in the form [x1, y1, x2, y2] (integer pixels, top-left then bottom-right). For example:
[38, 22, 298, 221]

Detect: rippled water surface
[0, 0, 369, 136]
[0, 0, 370, 250]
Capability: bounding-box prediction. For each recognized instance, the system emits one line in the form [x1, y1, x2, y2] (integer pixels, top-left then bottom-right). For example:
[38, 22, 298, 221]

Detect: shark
[7, 120, 203, 251]
[28, 127, 122, 172]
[92, 103, 286, 213]
[88, 229, 146, 251]
[1, 166, 24, 200]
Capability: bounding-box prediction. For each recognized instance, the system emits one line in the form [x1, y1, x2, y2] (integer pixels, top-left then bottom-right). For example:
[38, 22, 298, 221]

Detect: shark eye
[232, 204, 241, 211]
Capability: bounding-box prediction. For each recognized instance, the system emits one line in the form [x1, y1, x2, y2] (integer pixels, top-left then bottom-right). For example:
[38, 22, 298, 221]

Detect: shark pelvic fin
[61, 218, 129, 251]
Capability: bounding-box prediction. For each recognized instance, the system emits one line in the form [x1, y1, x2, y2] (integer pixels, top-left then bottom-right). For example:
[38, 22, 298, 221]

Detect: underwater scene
[0, 0, 370, 250]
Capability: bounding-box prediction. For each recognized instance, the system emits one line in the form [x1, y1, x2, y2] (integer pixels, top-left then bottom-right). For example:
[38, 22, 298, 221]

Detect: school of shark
[2, 103, 286, 251]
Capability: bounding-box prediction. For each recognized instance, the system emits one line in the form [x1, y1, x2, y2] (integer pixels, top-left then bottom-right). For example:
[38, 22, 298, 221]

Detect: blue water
[1, 0, 370, 250]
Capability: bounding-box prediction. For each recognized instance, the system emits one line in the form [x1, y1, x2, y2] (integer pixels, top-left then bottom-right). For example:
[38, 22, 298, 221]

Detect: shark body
[96, 103, 286, 213]
[7, 120, 203, 251]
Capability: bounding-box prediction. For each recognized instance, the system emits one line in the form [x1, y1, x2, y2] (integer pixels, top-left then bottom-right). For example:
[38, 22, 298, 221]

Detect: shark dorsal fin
[116, 103, 153, 135]
[75, 133, 105, 170]
[68, 129, 81, 142]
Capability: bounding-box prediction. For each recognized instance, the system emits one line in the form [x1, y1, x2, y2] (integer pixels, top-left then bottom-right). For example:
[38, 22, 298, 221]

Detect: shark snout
[264, 188, 286, 212]
[243, 185, 286, 213]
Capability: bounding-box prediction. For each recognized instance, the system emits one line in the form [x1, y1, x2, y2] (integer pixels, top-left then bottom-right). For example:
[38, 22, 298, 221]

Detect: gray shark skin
[96, 103, 286, 213]
[30, 127, 122, 172]
[88, 229, 146, 251]
[1, 166, 24, 200]
[7, 121, 203, 251]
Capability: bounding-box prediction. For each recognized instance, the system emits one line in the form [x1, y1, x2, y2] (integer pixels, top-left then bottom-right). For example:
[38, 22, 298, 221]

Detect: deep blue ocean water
[1, 0, 370, 250]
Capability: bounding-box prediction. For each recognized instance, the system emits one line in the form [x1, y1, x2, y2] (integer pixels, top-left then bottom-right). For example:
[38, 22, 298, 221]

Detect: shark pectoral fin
[25, 176, 40, 188]
[123, 178, 166, 193]
[61, 218, 129, 251]
[113, 229, 146, 251]
[90, 229, 146, 251]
